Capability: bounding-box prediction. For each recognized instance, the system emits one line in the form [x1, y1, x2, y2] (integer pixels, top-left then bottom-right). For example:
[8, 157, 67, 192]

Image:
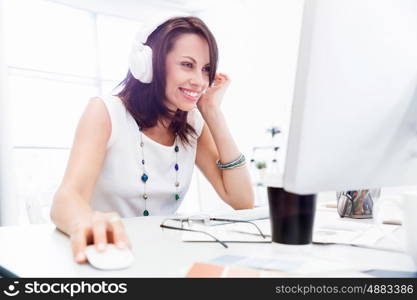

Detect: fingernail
[76, 252, 85, 262]
[117, 241, 126, 248]
[97, 243, 106, 251]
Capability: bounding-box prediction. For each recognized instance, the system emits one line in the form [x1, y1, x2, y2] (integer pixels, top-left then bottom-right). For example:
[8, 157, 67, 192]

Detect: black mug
[267, 187, 316, 245]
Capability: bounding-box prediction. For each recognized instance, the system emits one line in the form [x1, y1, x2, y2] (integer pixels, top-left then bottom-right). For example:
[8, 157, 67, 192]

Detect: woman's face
[164, 33, 211, 111]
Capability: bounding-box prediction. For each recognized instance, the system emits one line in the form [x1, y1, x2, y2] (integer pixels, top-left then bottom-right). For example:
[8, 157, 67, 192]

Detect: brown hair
[116, 16, 218, 145]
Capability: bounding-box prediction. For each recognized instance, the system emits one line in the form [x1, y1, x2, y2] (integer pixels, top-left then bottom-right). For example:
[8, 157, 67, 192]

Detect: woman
[51, 16, 254, 263]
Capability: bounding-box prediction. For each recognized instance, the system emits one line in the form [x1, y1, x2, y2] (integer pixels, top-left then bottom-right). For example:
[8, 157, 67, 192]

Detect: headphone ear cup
[128, 44, 153, 83]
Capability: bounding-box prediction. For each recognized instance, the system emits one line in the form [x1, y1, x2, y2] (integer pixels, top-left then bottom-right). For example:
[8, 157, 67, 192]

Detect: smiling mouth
[179, 88, 200, 101]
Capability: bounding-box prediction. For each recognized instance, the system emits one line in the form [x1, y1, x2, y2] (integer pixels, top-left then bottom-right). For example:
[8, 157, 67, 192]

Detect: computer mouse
[84, 244, 134, 270]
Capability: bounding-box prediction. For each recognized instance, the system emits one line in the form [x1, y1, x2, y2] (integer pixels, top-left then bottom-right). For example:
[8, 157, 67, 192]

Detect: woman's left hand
[197, 73, 231, 113]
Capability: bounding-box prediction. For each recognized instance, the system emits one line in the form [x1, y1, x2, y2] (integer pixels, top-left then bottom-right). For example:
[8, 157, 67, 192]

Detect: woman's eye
[203, 66, 211, 73]
[181, 62, 193, 68]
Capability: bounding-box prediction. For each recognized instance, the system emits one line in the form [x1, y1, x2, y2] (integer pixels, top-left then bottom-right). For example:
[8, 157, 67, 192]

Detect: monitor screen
[284, 0, 417, 194]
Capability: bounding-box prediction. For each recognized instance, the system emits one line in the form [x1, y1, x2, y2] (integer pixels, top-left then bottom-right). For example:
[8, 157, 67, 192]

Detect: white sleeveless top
[90, 95, 205, 217]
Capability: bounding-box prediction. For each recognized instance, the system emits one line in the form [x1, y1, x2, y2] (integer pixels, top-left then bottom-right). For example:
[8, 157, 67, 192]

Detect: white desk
[0, 209, 416, 277]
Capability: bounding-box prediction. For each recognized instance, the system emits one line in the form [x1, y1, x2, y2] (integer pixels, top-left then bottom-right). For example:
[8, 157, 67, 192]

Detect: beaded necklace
[138, 126, 180, 216]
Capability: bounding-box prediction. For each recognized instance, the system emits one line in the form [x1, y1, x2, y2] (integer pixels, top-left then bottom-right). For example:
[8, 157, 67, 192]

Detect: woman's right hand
[69, 211, 131, 263]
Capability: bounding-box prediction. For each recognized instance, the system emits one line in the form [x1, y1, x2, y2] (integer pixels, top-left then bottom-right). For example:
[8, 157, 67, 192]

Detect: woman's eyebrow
[182, 56, 196, 63]
[182, 56, 210, 66]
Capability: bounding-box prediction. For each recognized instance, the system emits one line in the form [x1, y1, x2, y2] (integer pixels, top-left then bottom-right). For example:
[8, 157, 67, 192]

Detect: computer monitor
[284, 0, 417, 194]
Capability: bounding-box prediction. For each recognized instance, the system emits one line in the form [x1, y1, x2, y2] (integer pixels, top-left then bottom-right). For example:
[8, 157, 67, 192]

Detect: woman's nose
[189, 71, 207, 89]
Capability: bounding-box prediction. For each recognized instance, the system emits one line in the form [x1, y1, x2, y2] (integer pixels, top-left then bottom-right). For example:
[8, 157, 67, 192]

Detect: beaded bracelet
[216, 154, 246, 170]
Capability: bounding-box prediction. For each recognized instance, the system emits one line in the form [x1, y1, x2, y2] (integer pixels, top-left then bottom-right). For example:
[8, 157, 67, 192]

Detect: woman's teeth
[181, 89, 198, 98]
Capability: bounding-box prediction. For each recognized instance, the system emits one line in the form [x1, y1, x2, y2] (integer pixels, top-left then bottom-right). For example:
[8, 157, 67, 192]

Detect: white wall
[0, 0, 18, 225]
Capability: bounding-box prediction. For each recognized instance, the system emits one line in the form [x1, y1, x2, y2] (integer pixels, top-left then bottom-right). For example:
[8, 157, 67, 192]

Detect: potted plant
[255, 161, 267, 181]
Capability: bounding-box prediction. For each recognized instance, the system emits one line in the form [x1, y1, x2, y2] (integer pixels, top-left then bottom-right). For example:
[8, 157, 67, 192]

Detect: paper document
[313, 210, 403, 251]
[211, 206, 270, 222]
[203, 254, 366, 276]
[182, 210, 404, 252]
[185, 261, 289, 278]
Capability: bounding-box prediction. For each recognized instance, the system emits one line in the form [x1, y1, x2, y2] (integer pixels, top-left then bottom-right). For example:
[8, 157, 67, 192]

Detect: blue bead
[142, 160, 145, 165]
[175, 163, 179, 171]
[141, 173, 148, 183]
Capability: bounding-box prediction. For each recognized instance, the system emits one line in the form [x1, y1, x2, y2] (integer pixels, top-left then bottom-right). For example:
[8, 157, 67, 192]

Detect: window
[4, 0, 144, 224]
[5, 0, 97, 76]
[96, 15, 142, 81]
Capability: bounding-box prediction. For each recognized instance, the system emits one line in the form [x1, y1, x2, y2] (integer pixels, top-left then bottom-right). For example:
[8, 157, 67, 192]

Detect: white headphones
[128, 15, 190, 84]
[128, 23, 158, 84]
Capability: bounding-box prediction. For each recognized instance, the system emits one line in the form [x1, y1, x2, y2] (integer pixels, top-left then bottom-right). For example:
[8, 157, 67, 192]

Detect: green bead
[175, 194, 180, 201]
[174, 145, 179, 152]
[143, 210, 149, 216]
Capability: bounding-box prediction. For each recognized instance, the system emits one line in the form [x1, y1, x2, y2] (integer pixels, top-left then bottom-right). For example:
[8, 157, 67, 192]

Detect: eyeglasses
[160, 215, 266, 248]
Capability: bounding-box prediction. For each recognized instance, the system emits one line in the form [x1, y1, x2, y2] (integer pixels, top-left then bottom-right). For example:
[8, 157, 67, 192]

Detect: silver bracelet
[216, 154, 246, 170]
